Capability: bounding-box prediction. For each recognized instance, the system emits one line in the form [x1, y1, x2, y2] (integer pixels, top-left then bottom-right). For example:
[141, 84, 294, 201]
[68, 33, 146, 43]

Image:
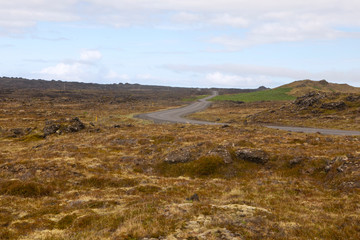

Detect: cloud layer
[1, 1, 359, 87]
[1, 0, 359, 47]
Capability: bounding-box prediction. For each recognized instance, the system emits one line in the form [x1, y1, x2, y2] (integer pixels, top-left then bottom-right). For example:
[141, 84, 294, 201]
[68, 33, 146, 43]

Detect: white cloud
[1, 0, 359, 47]
[209, 14, 248, 28]
[39, 62, 83, 79]
[172, 12, 202, 24]
[80, 50, 102, 62]
[36, 50, 112, 82]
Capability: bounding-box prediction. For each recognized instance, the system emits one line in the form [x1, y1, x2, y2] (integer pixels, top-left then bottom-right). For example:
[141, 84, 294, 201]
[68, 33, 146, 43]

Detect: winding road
[136, 93, 360, 136]
[136, 91, 221, 125]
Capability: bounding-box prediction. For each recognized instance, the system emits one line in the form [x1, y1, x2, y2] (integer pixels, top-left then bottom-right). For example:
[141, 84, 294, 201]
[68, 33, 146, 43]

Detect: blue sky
[1, 0, 360, 88]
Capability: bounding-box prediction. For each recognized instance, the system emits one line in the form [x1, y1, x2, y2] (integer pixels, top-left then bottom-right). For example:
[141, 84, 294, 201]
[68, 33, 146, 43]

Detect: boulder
[294, 92, 325, 108]
[320, 101, 347, 110]
[43, 117, 85, 137]
[164, 147, 195, 164]
[43, 122, 61, 137]
[65, 117, 85, 132]
[235, 148, 269, 164]
[208, 146, 233, 164]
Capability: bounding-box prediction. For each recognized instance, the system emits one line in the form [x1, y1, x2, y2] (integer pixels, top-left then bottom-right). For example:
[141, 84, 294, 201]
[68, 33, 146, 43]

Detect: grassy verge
[212, 88, 296, 102]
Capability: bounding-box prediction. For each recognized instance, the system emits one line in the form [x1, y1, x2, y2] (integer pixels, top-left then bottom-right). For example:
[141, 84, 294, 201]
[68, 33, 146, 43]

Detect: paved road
[266, 125, 360, 136]
[136, 92, 360, 136]
[136, 91, 222, 125]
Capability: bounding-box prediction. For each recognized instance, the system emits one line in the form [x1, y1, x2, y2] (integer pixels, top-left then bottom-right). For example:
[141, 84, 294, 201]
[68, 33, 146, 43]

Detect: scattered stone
[8, 128, 33, 138]
[229, 100, 245, 104]
[43, 117, 85, 137]
[345, 94, 360, 102]
[320, 101, 347, 110]
[324, 165, 331, 172]
[186, 193, 200, 202]
[65, 117, 85, 132]
[164, 147, 196, 164]
[221, 124, 230, 128]
[208, 146, 233, 164]
[235, 148, 269, 164]
[113, 124, 121, 128]
[289, 157, 304, 167]
[43, 122, 61, 137]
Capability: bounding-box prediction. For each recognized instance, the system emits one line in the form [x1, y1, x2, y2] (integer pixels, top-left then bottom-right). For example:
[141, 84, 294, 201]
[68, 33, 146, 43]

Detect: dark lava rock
[43, 122, 61, 137]
[43, 117, 85, 137]
[164, 147, 196, 164]
[235, 148, 269, 164]
[320, 101, 347, 110]
[294, 92, 325, 108]
[186, 193, 200, 202]
[346, 95, 360, 102]
[7, 128, 33, 138]
[65, 117, 85, 132]
[229, 100, 245, 104]
[208, 146, 232, 164]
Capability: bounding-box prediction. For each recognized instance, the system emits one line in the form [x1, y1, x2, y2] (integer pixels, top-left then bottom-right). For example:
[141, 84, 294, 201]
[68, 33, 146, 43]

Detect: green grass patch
[155, 155, 263, 179]
[212, 88, 296, 102]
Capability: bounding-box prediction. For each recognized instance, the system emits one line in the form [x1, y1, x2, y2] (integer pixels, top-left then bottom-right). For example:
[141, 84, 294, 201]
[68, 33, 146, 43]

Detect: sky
[1, 0, 360, 88]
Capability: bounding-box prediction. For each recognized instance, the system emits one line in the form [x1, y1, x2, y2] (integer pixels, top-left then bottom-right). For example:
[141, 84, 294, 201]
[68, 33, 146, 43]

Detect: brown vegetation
[0, 78, 359, 239]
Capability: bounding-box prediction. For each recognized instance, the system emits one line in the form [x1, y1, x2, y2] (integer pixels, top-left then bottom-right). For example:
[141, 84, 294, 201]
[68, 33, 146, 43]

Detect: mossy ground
[0, 90, 359, 239]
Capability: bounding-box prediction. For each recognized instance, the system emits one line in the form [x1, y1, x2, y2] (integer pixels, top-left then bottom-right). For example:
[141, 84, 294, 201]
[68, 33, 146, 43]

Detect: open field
[212, 88, 296, 102]
[1, 79, 360, 239]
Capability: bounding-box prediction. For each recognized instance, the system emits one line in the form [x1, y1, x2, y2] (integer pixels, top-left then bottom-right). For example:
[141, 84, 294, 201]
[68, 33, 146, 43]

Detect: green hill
[213, 80, 360, 102]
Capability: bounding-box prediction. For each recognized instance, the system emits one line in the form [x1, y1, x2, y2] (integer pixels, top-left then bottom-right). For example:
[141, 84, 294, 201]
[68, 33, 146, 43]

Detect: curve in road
[136, 91, 222, 125]
[136, 92, 360, 136]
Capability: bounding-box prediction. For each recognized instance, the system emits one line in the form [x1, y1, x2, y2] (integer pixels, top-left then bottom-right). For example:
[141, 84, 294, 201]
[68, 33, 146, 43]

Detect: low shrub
[79, 177, 139, 188]
[0, 180, 53, 198]
[156, 155, 226, 178]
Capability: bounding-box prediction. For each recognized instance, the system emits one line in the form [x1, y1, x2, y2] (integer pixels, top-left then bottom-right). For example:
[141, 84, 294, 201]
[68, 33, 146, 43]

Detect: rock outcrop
[43, 117, 85, 137]
[235, 148, 269, 164]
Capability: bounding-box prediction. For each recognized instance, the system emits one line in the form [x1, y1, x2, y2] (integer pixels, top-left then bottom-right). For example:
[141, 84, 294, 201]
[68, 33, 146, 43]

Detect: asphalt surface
[266, 125, 360, 136]
[136, 91, 222, 125]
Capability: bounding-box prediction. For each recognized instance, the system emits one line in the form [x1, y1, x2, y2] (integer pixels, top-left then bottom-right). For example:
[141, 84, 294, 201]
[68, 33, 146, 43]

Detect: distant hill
[0, 77, 265, 102]
[0, 77, 263, 94]
[213, 79, 360, 102]
[280, 79, 360, 97]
